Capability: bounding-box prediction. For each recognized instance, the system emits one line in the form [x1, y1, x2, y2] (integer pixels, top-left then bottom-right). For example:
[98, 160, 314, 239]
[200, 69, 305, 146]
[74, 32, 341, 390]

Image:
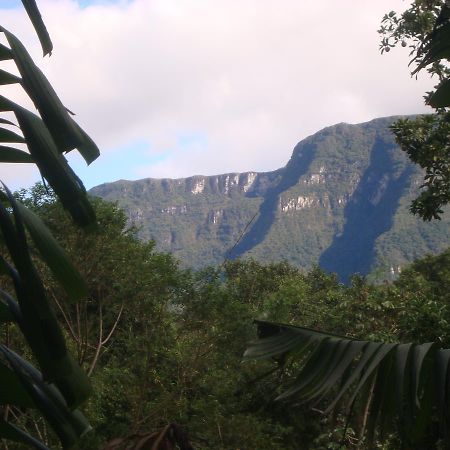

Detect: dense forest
[2, 0, 450, 449]
[1, 185, 449, 449]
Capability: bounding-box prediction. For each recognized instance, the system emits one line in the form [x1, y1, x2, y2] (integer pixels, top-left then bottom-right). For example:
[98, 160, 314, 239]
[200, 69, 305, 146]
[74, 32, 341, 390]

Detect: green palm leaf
[20, 0, 53, 57]
[0, 43, 12, 61]
[0, 419, 50, 450]
[0, 68, 21, 85]
[244, 320, 449, 446]
[0, 145, 33, 163]
[0, 189, 91, 408]
[0, 29, 99, 164]
[15, 200, 89, 301]
[0, 126, 25, 143]
[1, 346, 92, 448]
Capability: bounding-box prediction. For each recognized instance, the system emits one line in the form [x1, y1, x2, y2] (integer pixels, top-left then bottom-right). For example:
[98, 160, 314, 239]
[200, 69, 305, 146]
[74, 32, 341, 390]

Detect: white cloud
[0, 0, 435, 188]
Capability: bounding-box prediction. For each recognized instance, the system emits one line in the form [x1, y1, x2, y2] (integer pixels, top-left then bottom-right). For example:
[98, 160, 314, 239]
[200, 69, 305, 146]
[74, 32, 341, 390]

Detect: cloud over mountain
[0, 0, 434, 189]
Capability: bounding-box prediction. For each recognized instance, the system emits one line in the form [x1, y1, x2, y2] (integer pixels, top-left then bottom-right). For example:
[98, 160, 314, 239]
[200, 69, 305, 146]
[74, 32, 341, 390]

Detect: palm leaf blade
[0, 145, 33, 163]
[16, 201, 89, 301]
[20, 0, 53, 56]
[245, 321, 449, 445]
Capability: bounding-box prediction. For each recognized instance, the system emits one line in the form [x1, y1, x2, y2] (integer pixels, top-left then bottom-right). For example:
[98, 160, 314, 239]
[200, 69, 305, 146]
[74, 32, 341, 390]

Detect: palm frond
[244, 320, 448, 446]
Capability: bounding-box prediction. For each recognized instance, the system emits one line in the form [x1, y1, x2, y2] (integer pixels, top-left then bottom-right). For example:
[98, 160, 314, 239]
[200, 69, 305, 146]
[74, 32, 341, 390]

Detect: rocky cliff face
[90, 116, 450, 282]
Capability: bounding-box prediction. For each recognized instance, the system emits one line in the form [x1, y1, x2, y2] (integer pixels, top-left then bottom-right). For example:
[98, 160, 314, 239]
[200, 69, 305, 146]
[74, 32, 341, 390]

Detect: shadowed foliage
[1, 1, 100, 448]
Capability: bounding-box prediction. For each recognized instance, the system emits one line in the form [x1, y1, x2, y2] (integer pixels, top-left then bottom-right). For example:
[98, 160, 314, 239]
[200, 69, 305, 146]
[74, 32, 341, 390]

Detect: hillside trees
[13, 188, 184, 448]
[0, 1, 101, 448]
[244, 2, 450, 448]
[11, 184, 450, 449]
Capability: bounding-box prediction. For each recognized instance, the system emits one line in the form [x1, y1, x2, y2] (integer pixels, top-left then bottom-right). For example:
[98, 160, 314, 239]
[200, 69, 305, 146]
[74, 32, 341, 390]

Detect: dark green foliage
[20, 187, 450, 450]
[379, 1, 450, 220]
[390, 114, 450, 220]
[17, 188, 450, 449]
[1, 2, 100, 448]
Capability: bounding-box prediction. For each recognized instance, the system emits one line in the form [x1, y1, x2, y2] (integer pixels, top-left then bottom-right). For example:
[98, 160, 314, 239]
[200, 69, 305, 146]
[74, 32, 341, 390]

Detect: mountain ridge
[90, 116, 450, 282]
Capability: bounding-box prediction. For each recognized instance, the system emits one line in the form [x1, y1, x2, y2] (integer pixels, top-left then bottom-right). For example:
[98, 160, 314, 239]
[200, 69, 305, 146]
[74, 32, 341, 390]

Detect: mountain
[90, 116, 450, 282]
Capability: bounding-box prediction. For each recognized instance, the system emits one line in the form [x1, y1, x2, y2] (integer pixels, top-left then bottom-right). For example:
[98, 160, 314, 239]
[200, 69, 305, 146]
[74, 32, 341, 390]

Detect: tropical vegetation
[243, 2, 450, 448]
[7, 187, 450, 448]
[0, 0, 99, 448]
[3, 0, 450, 449]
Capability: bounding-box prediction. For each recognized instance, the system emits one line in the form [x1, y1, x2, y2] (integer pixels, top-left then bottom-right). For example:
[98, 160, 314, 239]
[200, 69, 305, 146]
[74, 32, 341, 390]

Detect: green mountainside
[90, 116, 450, 282]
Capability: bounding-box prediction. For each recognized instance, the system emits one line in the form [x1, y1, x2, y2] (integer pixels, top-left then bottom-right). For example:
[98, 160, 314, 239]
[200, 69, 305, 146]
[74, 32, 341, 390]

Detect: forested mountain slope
[90, 116, 450, 282]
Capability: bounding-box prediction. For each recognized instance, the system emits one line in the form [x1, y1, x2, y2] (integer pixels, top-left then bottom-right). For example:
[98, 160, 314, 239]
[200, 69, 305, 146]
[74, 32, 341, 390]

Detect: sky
[0, 0, 436, 190]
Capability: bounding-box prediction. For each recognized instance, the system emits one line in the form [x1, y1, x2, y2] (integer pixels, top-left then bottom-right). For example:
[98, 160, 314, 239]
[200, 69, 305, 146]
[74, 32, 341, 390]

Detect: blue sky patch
[67, 140, 167, 189]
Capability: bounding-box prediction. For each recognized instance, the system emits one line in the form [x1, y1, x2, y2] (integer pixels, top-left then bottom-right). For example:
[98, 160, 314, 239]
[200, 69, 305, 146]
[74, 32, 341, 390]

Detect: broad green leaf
[0, 361, 34, 407]
[0, 289, 21, 323]
[394, 343, 413, 438]
[13, 106, 96, 227]
[0, 97, 96, 225]
[2, 28, 83, 152]
[429, 79, 450, 107]
[412, 23, 450, 73]
[0, 94, 17, 111]
[0, 193, 91, 408]
[276, 337, 332, 400]
[0, 419, 49, 449]
[11, 350, 92, 437]
[0, 118, 17, 126]
[0, 145, 33, 163]
[0, 68, 21, 85]
[364, 355, 395, 444]
[0, 43, 12, 61]
[409, 343, 437, 441]
[246, 321, 450, 445]
[20, 0, 53, 56]
[71, 118, 100, 165]
[411, 342, 435, 407]
[16, 200, 89, 301]
[281, 338, 342, 401]
[436, 349, 450, 435]
[0, 298, 13, 323]
[324, 341, 383, 413]
[346, 344, 397, 408]
[0, 127, 25, 143]
[310, 340, 366, 404]
[1, 347, 92, 446]
[244, 329, 309, 360]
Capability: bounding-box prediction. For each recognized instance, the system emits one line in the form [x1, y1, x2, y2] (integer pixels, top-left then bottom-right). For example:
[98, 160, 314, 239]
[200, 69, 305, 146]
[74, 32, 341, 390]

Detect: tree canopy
[380, 0, 450, 220]
[243, 3, 450, 448]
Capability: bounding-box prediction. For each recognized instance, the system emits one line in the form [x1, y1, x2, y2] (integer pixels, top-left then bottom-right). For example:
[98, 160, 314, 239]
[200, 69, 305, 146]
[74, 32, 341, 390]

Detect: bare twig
[51, 291, 79, 344]
[87, 299, 103, 377]
[101, 302, 124, 346]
